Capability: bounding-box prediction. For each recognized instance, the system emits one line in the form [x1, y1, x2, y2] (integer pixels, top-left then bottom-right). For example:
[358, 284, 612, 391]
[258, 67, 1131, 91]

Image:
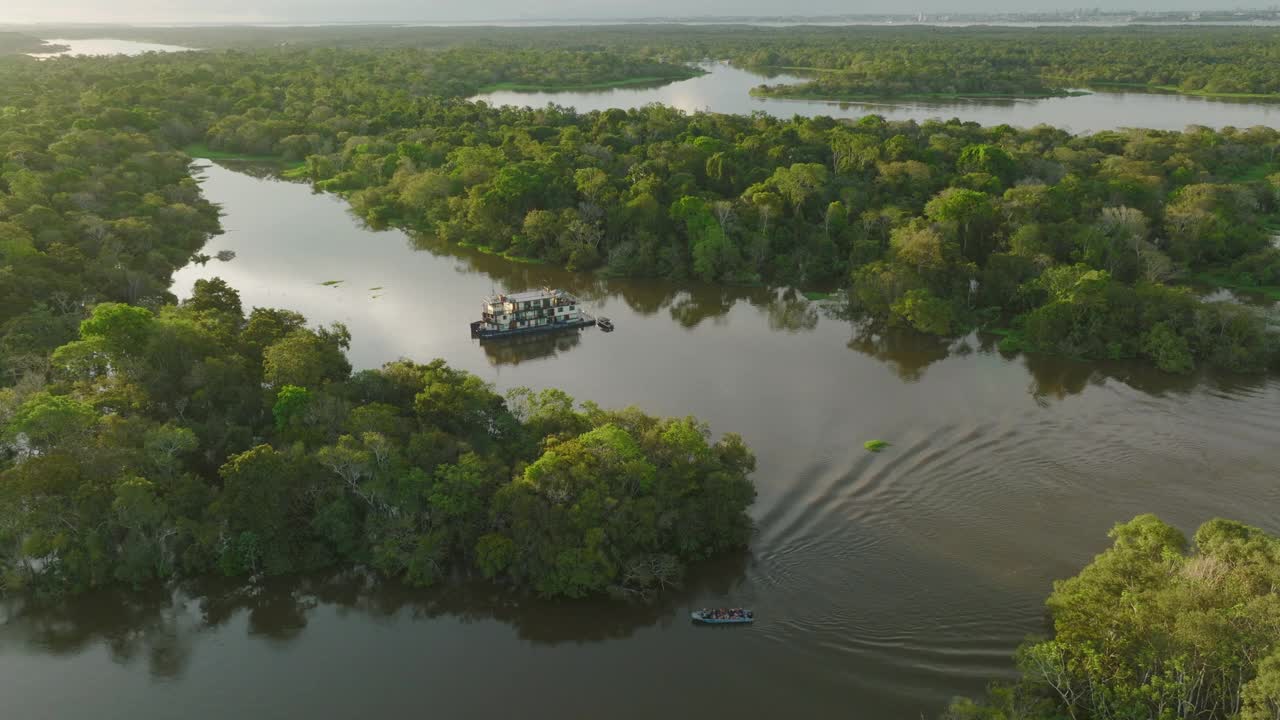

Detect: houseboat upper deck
[470, 288, 596, 339]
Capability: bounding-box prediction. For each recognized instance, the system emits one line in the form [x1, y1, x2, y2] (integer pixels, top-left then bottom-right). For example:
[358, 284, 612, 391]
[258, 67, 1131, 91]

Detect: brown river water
[2, 162, 1278, 719]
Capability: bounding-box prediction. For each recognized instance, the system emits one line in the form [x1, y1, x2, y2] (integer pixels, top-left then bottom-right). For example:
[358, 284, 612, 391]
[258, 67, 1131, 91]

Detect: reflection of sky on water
[28, 38, 195, 58]
[473, 62, 1280, 132]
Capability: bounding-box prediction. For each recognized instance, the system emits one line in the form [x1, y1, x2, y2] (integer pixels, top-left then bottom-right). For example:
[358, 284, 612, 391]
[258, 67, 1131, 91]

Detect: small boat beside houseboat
[470, 288, 596, 339]
[597, 317, 614, 332]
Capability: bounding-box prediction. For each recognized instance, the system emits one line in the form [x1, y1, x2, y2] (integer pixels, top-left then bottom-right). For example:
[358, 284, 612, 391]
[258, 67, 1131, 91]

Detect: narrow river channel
[471, 62, 1280, 132]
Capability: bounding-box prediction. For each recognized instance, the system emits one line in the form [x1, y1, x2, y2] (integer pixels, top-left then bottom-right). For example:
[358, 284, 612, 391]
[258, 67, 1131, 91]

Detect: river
[472, 62, 1280, 132]
[26, 37, 195, 58]
[2, 161, 1277, 719]
[23, 40, 1280, 132]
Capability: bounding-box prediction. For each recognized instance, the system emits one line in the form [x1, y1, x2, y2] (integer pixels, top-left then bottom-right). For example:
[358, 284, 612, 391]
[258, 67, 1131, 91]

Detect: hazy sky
[1, 1, 1263, 25]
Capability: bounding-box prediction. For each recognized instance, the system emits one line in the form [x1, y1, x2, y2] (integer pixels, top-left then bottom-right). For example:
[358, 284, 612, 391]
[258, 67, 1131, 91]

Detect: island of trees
[948, 515, 1280, 720]
[0, 280, 757, 598]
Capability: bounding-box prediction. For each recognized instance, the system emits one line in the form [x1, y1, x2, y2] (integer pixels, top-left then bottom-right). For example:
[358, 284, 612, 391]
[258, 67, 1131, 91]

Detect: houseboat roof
[485, 288, 577, 305]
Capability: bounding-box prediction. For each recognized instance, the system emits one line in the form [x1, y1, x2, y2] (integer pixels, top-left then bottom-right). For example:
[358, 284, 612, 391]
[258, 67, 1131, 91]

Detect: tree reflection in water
[411, 230, 829, 332]
[379, 206, 1270, 403]
[0, 551, 749, 674]
[0, 586, 195, 679]
[974, 331, 1264, 404]
[846, 322, 954, 382]
[764, 288, 819, 333]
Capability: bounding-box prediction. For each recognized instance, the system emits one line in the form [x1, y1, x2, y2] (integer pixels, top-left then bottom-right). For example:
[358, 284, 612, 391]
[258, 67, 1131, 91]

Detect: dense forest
[0, 33, 65, 56]
[719, 27, 1280, 100]
[948, 515, 1280, 720]
[0, 283, 755, 598]
[1, 43, 1278, 378]
[1, 26, 1278, 719]
[21, 24, 1280, 97]
[0, 45, 755, 598]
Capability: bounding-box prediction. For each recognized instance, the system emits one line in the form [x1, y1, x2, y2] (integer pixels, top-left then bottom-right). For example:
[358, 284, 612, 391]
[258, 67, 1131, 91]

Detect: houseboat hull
[471, 316, 596, 339]
[473, 287, 590, 339]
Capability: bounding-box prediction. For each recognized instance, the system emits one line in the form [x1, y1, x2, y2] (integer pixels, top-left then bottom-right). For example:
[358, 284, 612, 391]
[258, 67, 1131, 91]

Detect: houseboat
[470, 288, 595, 339]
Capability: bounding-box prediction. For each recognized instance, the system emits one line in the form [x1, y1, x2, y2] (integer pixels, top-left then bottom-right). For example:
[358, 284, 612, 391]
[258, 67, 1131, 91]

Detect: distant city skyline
[3, 2, 1276, 25]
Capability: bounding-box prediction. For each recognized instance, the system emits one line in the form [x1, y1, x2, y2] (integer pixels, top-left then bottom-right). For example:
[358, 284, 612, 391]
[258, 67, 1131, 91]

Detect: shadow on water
[0, 585, 196, 679]
[0, 551, 750, 676]
[414, 232, 822, 331]
[974, 333, 1273, 403]
[479, 327, 585, 366]
[839, 321, 1276, 400]
[203, 160, 293, 179]
[193, 166, 1274, 405]
[846, 322, 957, 382]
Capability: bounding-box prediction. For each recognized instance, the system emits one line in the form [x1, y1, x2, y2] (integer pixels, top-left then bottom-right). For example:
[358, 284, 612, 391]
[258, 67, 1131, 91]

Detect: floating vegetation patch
[216, 250, 236, 262]
[864, 439, 890, 452]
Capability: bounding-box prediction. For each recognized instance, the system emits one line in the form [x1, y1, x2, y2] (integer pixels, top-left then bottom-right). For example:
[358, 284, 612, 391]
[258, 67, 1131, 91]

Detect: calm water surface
[27, 38, 194, 57]
[3, 163, 1279, 719]
[472, 62, 1280, 132]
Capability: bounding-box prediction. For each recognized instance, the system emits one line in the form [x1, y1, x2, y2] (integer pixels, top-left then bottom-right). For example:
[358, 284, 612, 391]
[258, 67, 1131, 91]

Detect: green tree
[79, 303, 155, 354]
[891, 289, 956, 335]
[1243, 652, 1280, 720]
[925, 188, 999, 261]
[5, 392, 97, 453]
[213, 445, 304, 575]
[111, 476, 175, 585]
[957, 515, 1280, 720]
[1141, 322, 1194, 373]
[263, 329, 341, 389]
[273, 385, 311, 431]
[957, 144, 1017, 185]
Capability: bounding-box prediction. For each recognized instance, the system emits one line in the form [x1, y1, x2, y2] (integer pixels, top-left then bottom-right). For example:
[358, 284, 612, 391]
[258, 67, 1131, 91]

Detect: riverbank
[183, 144, 307, 179]
[1087, 81, 1280, 102]
[183, 143, 305, 166]
[750, 85, 1084, 102]
[456, 240, 546, 265]
[477, 68, 705, 93]
[745, 64, 1083, 102]
[0, 33, 68, 55]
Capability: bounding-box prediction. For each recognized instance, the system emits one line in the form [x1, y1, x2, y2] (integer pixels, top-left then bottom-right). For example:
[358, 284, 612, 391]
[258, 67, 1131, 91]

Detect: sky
[0, 1, 1268, 25]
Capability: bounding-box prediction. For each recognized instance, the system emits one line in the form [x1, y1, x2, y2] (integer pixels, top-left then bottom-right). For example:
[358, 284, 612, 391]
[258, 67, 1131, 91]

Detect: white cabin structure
[472, 288, 589, 337]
